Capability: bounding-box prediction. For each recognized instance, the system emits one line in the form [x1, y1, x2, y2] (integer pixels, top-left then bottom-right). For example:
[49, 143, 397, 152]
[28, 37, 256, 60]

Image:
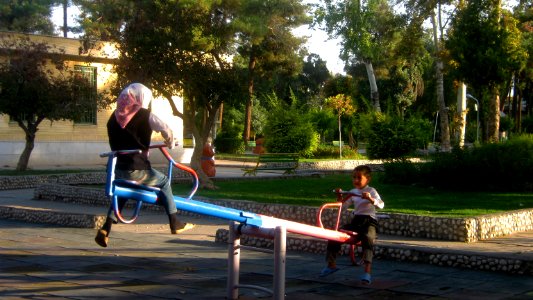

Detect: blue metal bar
[113, 186, 264, 227]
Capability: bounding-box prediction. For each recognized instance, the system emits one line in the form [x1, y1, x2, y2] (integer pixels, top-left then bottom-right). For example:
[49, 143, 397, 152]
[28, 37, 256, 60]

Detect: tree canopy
[0, 0, 56, 35]
[0, 35, 97, 170]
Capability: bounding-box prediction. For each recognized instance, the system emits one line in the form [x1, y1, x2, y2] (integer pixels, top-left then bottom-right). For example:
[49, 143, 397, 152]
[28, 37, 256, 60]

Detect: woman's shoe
[95, 229, 109, 247]
[171, 223, 195, 234]
[169, 213, 195, 234]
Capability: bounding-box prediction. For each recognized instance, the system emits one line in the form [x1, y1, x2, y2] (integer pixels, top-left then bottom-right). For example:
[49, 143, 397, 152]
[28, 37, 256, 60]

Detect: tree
[0, 35, 98, 170]
[315, 0, 404, 112]
[511, 1, 533, 131]
[402, 0, 456, 150]
[447, 0, 527, 142]
[297, 54, 332, 107]
[0, 0, 56, 35]
[234, 0, 310, 143]
[77, 0, 241, 189]
[325, 94, 356, 158]
[53, 0, 83, 37]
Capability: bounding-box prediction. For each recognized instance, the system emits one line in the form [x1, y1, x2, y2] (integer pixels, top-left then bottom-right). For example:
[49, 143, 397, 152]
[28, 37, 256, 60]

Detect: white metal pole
[227, 222, 240, 300]
[273, 226, 286, 300]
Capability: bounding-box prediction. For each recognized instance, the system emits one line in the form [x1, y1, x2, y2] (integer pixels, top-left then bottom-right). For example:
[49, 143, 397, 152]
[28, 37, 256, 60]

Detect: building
[0, 31, 191, 168]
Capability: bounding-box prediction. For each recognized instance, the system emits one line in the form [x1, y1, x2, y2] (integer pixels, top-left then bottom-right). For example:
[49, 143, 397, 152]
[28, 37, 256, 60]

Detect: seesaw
[100, 144, 359, 300]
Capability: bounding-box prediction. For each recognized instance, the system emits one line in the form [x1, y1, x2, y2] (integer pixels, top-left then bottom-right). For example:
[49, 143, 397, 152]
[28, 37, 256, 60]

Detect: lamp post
[466, 94, 480, 143]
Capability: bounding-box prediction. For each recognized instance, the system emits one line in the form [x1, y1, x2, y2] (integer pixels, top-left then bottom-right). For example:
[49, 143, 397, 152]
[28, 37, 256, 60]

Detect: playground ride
[316, 189, 366, 266]
[100, 144, 360, 300]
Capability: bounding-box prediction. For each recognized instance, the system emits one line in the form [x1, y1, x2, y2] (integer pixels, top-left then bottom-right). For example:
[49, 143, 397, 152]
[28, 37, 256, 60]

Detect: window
[73, 65, 97, 125]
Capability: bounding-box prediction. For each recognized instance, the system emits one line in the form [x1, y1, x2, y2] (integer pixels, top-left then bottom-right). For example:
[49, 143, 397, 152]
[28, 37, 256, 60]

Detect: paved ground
[1, 162, 532, 299]
[1, 215, 532, 300]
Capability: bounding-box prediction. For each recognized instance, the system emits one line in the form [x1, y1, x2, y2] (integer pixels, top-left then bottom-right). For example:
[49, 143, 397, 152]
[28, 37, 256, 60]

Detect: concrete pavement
[0, 162, 532, 299]
[1, 216, 533, 299]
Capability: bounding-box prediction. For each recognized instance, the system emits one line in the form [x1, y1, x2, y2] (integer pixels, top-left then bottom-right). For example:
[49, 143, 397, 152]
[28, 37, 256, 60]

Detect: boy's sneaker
[360, 272, 372, 285]
[319, 266, 339, 277]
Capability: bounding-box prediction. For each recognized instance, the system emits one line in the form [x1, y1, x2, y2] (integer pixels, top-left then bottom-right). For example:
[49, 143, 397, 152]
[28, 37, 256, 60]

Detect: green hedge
[383, 134, 533, 192]
[366, 114, 431, 160]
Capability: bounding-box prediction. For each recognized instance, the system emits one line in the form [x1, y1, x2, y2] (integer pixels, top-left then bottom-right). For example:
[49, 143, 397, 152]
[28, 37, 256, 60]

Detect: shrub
[313, 144, 363, 159]
[214, 124, 245, 154]
[263, 106, 318, 157]
[522, 116, 533, 133]
[383, 134, 533, 191]
[382, 158, 423, 185]
[366, 114, 432, 160]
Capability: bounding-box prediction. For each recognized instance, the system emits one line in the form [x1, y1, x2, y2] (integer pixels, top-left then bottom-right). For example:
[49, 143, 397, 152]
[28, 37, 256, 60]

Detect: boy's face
[352, 171, 370, 189]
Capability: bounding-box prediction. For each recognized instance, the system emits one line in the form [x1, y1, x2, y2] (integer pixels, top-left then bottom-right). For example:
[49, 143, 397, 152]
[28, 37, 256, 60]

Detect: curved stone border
[214, 229, 533, 275]
[0, 172, 107, 190]
[34, 184, 533, 242]
[0, 205, 105, 229]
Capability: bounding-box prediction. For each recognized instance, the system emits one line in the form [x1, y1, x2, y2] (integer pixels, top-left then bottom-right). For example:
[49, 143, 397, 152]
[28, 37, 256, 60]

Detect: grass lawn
[171, 173, 532, 217]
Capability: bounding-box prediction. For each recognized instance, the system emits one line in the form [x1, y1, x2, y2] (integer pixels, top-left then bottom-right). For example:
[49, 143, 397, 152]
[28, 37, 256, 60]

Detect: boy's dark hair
[354, 165, 372, 177]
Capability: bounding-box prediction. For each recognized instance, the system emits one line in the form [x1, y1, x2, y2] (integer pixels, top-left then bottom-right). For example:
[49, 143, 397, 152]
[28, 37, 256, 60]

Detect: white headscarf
[114, 83, 153, 128]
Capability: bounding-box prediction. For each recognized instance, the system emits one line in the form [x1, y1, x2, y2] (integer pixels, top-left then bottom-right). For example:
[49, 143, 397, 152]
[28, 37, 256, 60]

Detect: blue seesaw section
[113, 185, 264, 227]
[102, 146, 352, 242]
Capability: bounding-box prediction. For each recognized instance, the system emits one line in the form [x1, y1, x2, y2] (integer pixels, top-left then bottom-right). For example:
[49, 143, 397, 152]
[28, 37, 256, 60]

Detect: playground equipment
[316, 189, 365, 266]
[100, 144, 359, 299]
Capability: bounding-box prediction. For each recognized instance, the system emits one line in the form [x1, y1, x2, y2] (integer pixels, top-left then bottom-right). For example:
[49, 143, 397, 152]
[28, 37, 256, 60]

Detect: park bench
[242, 153, 299, 176]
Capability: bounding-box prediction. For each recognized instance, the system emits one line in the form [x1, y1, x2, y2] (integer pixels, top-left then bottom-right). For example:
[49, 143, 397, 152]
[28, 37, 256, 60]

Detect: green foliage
[251, 98, 268, 136]
[214, 124, 245, 154]
[384, 135, 533, 192]
[499, 115, 514, 132]
[447, 1, 527, 90]
[521, 116, 533, 133]
[382, 158, 423, 185]
[0, 35, 100, 170]
[365, 114, 432, 159]
[263, 98, 318, 157]
[312, 144, 362, 159]
[309, 109, 337, 142]
[0, 0, 56, 34]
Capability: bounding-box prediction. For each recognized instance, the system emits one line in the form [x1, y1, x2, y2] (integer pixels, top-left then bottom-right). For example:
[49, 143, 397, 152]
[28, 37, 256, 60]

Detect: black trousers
[326, 215, 378, 264]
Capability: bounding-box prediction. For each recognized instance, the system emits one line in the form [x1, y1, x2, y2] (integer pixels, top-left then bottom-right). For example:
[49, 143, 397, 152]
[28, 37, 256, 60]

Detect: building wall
[0, 32, 190, 168]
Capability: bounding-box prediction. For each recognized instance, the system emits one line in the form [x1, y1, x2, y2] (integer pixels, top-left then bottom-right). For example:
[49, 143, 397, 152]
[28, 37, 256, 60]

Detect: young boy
[319, 165, 384, 285]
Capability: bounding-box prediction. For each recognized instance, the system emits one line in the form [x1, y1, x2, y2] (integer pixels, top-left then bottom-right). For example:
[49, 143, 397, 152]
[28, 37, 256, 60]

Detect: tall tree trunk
[16, 119, 40, 171]
[17, 134, 35, 171]
[364, 61, 380, 112]
[244, 54, 256, 143]
[338, 114, 342, 159]
[487, 0, 502, 142]
[171, 89, 218, 190]
[63, 0, 68, 37]
[431, 10, 451, 151]
[189, 106, 219, 190]
[456, 82, 467, 147]
[488, 86, 500, 142]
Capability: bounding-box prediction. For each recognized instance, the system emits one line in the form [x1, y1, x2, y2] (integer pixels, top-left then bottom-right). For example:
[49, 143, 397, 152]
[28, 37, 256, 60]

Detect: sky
[293, 24, 345, 75]
[51, 3, 346, 75]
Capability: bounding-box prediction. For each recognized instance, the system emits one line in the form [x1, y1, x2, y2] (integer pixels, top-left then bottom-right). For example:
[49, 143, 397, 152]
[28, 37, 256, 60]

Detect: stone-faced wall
[34, 184, 533, 242]
[0, 168, 190, 190]
[214, 229, 533, 275]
